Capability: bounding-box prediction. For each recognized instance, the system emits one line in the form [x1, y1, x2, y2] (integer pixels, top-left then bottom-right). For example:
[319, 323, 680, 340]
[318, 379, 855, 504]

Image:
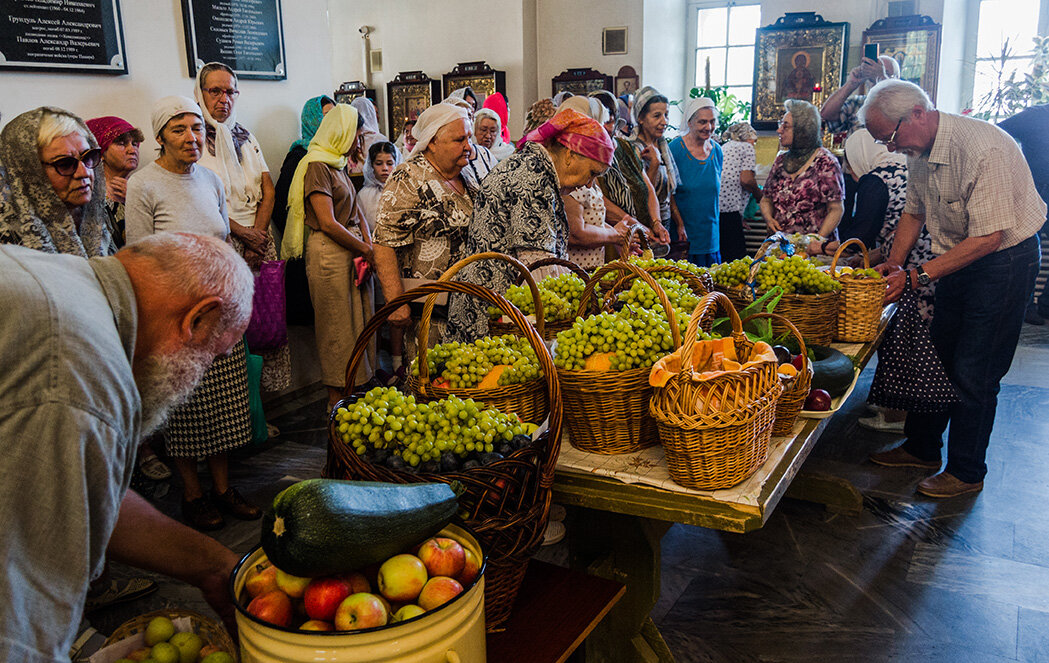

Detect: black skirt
[719, 211, 748, 262]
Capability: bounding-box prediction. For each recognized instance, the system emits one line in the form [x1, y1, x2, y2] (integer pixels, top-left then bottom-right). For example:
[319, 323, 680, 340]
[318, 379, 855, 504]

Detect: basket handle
[740, 312, 808, 373]
[830, 238, 870, 277]
[341, 280, 564, 484]
[616, 223, 650, 260]
[577, 260, 682, 349]
[415, 253, 544, 389]
[683, 291, 744, 361]
[512, 256, 591, 284]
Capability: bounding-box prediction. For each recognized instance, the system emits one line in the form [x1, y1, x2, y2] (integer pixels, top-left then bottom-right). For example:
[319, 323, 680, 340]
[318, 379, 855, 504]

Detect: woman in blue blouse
[668, 97, 723, 267]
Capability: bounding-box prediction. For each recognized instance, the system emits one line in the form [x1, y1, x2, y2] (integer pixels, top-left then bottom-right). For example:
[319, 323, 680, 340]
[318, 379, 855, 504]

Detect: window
[970, 0, 1044, 117]
[688, 2, 761, 99]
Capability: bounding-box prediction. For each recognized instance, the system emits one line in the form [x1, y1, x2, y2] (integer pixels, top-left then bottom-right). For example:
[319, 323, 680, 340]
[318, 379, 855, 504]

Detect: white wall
[329, 0, 530, 138]
[0, 0, 336, 170]
[644, 0, 689, 124]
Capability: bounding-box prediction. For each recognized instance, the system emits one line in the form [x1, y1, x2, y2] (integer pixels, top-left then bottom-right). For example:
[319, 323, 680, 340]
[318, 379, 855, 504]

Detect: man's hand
[848, 57, 881, 85]
[878, 262, 907, 303]
[106, 176, 128, 204]
[197, 548, 242, 638]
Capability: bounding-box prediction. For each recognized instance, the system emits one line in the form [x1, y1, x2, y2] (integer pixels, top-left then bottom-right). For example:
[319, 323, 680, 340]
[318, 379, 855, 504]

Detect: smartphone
[864, 43, 880, 61]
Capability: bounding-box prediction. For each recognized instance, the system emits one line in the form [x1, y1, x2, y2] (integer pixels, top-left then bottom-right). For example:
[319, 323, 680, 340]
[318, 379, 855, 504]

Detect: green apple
[392, 604, 426, 622]
[143, 616, 175, 646]
[201, 653, 235, 663]
[149, 642, 179, 663]
[168, 631, 203, 663]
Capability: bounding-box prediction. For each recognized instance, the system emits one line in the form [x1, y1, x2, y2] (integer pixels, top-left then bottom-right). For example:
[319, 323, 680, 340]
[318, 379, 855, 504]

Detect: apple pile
[115, 615, 231, 663]
[241, 535, 481, 632]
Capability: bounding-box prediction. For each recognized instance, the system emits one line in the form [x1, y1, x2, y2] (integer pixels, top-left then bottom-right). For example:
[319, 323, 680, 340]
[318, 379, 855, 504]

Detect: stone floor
[88, 323, 1049, 662]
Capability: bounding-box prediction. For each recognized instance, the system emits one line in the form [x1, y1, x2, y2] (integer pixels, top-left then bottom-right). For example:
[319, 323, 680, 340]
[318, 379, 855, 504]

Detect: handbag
[245, 260, 288, 352]
[868, 289, 958, 413]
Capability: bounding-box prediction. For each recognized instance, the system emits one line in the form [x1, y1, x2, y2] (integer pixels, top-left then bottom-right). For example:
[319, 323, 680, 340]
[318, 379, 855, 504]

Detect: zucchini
[809, 346, 855, 398]
[260, 479, 459, 577]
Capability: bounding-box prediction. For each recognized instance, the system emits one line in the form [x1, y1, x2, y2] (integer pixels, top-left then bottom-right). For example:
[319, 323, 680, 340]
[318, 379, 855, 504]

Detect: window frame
[962, 0, 1049, 113]
[685, 0, 762, 100]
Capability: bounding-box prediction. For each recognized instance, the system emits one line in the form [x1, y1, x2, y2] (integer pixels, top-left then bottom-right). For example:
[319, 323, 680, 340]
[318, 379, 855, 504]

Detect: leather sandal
[211, 486, 262, 520]
[182, 496, 224, 531]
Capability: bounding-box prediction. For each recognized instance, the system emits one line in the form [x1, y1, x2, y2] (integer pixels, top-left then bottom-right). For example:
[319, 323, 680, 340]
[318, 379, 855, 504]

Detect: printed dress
[763, 148, 845, 236]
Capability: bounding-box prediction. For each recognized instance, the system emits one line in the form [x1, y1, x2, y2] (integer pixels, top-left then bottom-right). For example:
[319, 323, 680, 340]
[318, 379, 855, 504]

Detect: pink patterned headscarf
[521, 108, 614, 166]
[85, 116, 136, 154]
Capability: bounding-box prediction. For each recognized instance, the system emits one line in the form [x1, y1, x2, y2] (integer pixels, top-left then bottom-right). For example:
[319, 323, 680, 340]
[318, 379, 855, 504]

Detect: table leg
[784, 470, 863, 516]
[568, 507, 675, 663]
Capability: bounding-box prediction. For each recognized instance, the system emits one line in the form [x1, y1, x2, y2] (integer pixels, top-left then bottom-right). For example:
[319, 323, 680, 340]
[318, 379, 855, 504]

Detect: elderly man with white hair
[0, 233, 253, 661]
[372, 102, 475, 354]
[820, 53, 901, 135]
[863, 79, 1044, 499]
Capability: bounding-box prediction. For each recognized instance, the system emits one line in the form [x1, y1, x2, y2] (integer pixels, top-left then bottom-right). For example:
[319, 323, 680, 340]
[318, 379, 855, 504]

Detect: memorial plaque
[0, 0, 128, 74]
[181, 0, 286, 80]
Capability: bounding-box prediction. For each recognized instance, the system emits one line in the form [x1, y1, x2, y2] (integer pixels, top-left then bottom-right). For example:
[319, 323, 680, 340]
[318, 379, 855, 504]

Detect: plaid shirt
[904, 112, 1046, 255]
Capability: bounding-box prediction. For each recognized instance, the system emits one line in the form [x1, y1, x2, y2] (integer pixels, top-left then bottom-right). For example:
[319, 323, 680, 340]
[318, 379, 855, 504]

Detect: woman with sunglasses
[0, 107, 115, 257]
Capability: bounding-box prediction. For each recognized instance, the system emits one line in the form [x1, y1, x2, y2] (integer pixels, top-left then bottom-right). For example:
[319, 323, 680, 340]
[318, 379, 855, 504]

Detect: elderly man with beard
[0, 232, 253, 662]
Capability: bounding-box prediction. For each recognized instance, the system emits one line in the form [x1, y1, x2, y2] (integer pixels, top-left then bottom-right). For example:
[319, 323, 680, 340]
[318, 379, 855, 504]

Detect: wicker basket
[651, 292, 783, 491]
[410, 251, 548, 424]
[742, 312, 813, 436]
[557, 260, 682, 454]
[488, 256, 592, 342]
[326, 280, 563, 630]
[831, 238, 885, 342]
[103, 609, 236, 655]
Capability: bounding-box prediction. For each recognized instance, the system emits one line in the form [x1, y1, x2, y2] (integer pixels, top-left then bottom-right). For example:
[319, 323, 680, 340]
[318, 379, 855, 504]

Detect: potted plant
[973, 35, 1049, 122]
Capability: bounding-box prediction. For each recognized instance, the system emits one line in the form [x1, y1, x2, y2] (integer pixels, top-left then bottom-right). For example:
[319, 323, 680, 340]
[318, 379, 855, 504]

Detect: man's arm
[107, 490, 241, 635]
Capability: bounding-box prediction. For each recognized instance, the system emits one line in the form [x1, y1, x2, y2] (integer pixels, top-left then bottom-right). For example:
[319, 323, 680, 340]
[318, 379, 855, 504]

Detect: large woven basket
[103, 609, 236, 656]
[557, 260, 682, 454]
[488, 256, 591, 341]
[326, 280, 563, 630]
[651, 292, 783, 491]
[742, 312, 812, 437]
[831, 238, 885, 342]
[410, 251, 548, 424]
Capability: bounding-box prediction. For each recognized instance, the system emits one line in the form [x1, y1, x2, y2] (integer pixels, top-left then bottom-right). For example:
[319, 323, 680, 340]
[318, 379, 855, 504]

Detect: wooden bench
[486, 560, 625, 663]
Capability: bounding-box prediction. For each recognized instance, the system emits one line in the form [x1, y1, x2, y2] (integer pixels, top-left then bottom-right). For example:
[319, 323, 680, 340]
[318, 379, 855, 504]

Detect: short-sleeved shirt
[825, 94, 866, 135]
[372, 152, 475, 279]
[669, 137, 723, 254]
[903, 112, 1046, 255]
[303, 161, 366, 236]
[764, 148, 845, 236]
[718, 140, 757, 214]
[124, 162, 229, 244]
[0, 246, 140, 663]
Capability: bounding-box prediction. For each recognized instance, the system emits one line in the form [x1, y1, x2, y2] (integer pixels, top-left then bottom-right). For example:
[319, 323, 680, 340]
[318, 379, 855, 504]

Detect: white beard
[135, 346, 217, 436]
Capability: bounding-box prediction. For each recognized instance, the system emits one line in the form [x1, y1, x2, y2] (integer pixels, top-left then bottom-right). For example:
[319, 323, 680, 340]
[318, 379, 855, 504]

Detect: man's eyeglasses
[44, 148, 102, 177]
[203, 87, 240, 99]
[876, 119, 903, 146]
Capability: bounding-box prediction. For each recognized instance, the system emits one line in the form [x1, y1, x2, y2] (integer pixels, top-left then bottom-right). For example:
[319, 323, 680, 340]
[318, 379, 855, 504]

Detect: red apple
[275, 569, 311, 599]
[392, 604, 426, 622]
[299, 619, 334, 631]
[377, 554, 428, 602]
[417, 537, 466, 578]
[791, 354, 805, 371]
[456, 548, 481, 588]
[304, 576, 354, 622]
[247, 589, 293, 628]
[416, 576, 463, 611]
[244, 563, 279, 599]
[342, 571, 370, 594]
[334, 592, 388, 630]
[805, 388, 832, 411]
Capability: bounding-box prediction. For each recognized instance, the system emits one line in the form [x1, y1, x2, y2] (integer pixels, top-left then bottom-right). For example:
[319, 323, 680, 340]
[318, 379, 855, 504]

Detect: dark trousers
[718, 211, 748, 262]
[903, 235, 1041, 483]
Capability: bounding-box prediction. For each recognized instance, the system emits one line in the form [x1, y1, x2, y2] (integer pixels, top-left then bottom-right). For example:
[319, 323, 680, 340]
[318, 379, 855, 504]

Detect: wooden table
[551, 307, 894, 662]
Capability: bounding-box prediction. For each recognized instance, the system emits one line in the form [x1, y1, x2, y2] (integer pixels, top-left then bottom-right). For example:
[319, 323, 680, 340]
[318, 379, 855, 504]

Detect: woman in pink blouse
[760, 99, 844, 249]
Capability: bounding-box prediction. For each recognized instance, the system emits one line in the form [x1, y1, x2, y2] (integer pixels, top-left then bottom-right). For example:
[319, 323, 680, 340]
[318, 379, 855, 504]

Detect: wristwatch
[916, 265, 931, 286]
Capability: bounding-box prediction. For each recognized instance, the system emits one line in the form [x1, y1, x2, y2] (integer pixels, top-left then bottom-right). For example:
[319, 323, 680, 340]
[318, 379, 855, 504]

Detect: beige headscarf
[193, 63, 255, 213]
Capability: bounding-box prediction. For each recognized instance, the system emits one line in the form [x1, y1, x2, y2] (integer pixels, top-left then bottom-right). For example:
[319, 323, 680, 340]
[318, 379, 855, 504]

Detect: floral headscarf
[522, 108, 614, 165]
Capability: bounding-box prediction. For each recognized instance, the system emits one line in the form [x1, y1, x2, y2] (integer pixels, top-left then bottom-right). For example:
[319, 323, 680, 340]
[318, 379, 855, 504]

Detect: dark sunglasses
[44, 148, 102, 177]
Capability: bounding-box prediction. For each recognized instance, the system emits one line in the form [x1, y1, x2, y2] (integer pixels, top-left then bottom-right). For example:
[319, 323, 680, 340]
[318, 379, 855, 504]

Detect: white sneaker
[542, 520, 566, 546]
[858, 412, 906, 433]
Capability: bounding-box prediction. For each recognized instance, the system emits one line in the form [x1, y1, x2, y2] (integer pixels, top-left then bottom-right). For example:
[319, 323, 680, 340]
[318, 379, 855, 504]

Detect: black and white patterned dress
[445, 142, 567, 343]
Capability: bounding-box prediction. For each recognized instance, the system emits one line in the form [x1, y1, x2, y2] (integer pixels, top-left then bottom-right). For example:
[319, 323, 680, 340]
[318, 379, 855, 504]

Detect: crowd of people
[1, 51, 1047, 662]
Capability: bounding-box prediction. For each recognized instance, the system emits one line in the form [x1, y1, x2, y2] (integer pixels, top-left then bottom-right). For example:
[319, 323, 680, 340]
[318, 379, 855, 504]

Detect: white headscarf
[474, 108, 514, 161]
[151, 95, 203, 139]
[350, 96, 387, 152]
[193, 63, 254, 210]
[678, 97, 715, 135]
[408, 103, 471, 158]
[844, 128, 906, 178]
[557, 96, 609, 124]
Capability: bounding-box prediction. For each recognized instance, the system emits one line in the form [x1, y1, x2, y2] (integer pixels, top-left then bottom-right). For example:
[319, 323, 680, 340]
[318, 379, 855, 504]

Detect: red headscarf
[482, 92, 511, 144]
[85, 116, 135, 154]
[521, 108, 614, 166]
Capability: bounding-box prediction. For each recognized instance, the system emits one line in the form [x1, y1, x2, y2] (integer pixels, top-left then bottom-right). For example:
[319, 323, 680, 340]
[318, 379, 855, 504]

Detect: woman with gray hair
[719, 121, 762, 261]
[0, 107, 114, 256]
[760, 98, 844, 247]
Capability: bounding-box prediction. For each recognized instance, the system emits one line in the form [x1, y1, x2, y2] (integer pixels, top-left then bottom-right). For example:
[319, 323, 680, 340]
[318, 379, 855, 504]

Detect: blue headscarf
[291, 96, 331, 152]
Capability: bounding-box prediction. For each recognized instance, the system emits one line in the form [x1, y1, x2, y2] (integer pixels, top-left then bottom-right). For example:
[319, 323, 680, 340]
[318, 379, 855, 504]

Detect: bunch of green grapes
[490, 273, 586, 322]
[600, 257, 709, 288]
[754, 255, 841, 295]
[711, 258, 752, 287]
[335, 387, 528, 466]
[411, 334, 543, 388]
[616, 277, 701, 317]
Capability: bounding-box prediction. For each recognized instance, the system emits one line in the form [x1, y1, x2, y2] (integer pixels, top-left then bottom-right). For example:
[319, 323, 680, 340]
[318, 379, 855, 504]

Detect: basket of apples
[100, 610, 235, 663]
